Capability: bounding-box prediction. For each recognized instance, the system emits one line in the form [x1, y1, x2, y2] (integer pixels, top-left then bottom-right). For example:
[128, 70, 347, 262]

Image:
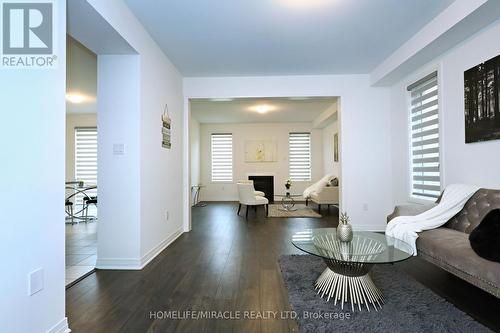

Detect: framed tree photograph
[464, 54, 500, 143]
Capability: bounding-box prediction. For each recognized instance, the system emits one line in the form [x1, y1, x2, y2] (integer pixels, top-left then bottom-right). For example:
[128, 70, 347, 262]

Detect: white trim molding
[352, 225, 387, 232]
[46, 318, 70, 333]
[95, 229, 183, 270]
[140, 229, 183, 268]
[95, 257, 142, 270]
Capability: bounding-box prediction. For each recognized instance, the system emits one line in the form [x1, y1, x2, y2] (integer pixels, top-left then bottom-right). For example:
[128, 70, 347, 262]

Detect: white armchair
[237, 182, 269, 218]
[238, 180, 265, 197]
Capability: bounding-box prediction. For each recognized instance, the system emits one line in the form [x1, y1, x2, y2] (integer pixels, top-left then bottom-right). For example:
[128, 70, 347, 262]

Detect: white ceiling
[68, 0, 137, 55]
[190, 97, 337, 123]
[123, 0, 454, 76]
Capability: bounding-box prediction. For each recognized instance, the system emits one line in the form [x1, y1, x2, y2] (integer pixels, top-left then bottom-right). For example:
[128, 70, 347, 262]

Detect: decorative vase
[337, 212, 353, 242]
[337, 224, 353, 242]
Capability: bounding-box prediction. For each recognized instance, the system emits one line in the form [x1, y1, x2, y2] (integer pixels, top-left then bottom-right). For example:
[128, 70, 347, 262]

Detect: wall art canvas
[162, 113, 171, 149]
[333, 133, 339, 162]
[244, 140, 277, 162]
[464, 53, 500, 143]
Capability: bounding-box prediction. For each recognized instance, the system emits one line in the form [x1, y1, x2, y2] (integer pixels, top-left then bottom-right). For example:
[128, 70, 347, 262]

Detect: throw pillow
[469, 209, 500, 262]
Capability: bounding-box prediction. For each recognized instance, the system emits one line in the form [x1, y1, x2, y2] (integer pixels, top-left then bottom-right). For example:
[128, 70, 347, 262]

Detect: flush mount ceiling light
[66, 92, 94, 104]
[249, 104, 277, 114]
[256, 105, 269, 114]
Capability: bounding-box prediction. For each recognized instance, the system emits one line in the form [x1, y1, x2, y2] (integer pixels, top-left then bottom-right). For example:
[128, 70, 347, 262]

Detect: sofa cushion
[417, 228, 500, 291]
[328, 177, 339, 187]
[445, 188, 500, 233]
[469, 209, 500, 262]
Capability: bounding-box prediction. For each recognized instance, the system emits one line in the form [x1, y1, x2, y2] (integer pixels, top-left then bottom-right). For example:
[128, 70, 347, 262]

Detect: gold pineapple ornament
[337, 212, 353, 242]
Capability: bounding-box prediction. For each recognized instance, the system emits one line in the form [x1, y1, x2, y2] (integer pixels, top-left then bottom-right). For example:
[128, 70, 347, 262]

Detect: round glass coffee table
[275, 192, 302, 211]
[292, 228, 413, 312]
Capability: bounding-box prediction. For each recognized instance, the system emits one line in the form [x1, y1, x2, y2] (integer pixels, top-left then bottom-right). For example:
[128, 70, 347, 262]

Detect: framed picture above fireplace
[464, 53, 500, 143]
[244, 140, 277, 162]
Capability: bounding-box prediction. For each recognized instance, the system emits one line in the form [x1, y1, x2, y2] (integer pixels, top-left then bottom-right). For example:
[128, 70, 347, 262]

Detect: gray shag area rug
[279, 255, 492, 333]
[268, 204, 322, 218]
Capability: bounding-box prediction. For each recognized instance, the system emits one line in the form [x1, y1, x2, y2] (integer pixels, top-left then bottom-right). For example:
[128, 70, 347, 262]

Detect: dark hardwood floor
[66, 202, 500, 332]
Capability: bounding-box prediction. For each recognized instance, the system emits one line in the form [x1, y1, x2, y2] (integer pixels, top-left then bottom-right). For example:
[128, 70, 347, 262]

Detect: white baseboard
[95, 228, 183, 270]
[352, 225, 386, 232]
[95, 257, 142, 270]
[47, 318, 70, 333]
[139, 228, 183, 268]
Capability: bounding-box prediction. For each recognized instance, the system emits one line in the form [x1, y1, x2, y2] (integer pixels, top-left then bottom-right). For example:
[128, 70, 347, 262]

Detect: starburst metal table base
[315, 266, 384, 312]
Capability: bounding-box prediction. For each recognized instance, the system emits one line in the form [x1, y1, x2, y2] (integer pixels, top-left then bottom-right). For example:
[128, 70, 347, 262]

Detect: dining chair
[83, 196, 98, 222]
[65, 200, 74, 224]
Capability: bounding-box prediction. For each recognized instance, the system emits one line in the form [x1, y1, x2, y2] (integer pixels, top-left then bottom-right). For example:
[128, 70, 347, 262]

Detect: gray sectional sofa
[387, 189, 500, 298]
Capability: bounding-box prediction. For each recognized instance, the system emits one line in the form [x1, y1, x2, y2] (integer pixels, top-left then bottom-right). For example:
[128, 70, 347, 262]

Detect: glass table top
[275, 193, 302, 197]
[291, 228, 414, 264]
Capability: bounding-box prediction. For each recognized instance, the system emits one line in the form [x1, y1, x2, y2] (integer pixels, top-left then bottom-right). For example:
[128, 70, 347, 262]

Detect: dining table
[65, 181, 97, 222]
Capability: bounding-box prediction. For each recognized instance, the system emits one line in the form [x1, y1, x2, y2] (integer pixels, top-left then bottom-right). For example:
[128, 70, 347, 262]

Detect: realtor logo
[1, 1, 56, 68]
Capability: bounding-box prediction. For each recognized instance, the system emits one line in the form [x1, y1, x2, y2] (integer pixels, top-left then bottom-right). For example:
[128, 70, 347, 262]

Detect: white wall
[390, 19, 500, 205]
[184, 75, 392, 231]
[97, 55, 142, 266]
[190, 116, 201, 189]
[138, 44, 184, 265]
[199, 122, 323, 201]
[0, 2, 67, 332]
[65, 113, 97, 182]
[87, 0, 185, 268]
[322, 120, 340, 177]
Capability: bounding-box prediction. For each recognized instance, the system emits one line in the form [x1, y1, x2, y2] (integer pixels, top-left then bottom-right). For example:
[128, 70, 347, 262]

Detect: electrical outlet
[28, 268, 44, 296]
[113, 143, 125, 155]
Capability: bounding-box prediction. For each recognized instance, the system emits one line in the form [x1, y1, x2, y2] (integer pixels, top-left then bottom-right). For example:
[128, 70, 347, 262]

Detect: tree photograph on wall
[464, 53, 500, 143]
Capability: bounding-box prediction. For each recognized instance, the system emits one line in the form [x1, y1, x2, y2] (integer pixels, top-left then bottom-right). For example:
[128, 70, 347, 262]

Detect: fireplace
[248, 175, 274, 203]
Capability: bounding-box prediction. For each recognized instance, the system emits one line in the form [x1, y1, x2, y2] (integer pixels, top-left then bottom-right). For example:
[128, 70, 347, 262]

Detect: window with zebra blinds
[408, 72, 441, 200]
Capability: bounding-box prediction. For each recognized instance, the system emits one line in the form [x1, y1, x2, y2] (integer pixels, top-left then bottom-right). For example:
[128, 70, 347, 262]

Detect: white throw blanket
[303, 174, 335, 198]
[386, 184, 479, 255]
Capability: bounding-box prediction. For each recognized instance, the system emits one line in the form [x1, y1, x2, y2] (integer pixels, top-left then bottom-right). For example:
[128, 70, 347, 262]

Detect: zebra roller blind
[408, 72, 441, 200]
[211, 133, 233, 182]
[75, 127, 98, 205]
[289, 132, 311, 181]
